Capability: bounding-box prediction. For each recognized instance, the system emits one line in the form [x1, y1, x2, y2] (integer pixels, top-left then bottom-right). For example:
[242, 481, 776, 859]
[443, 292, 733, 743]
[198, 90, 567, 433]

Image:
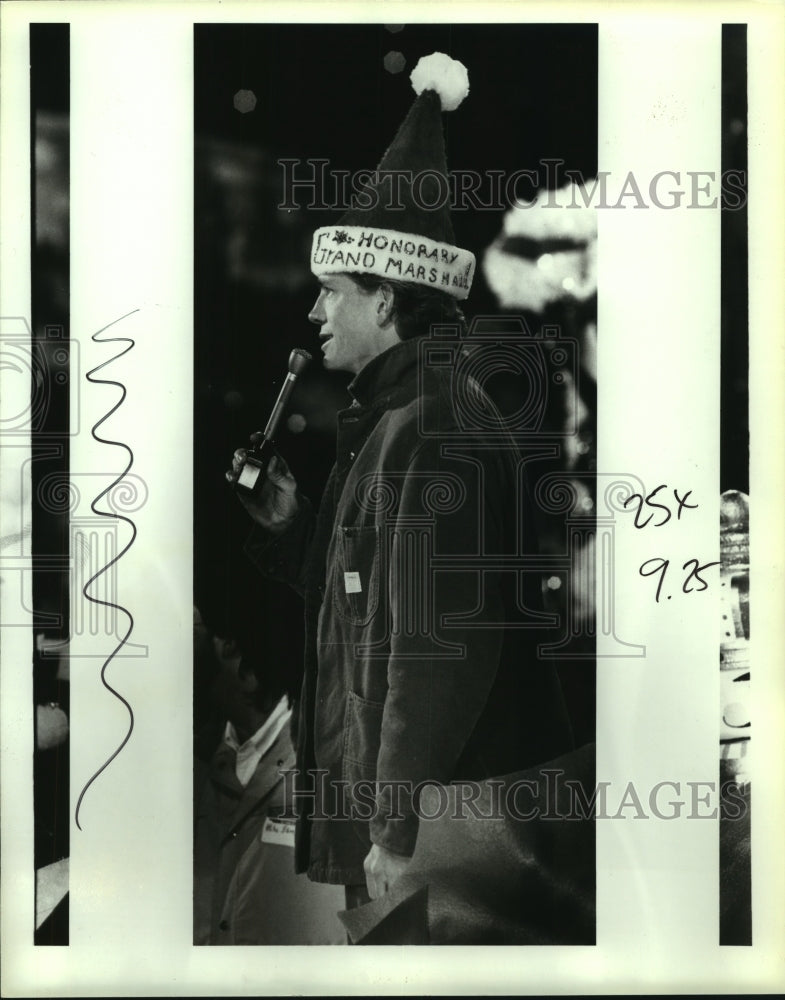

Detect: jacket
[193, 723, 345, 944]
[339, 742, 596, 945]
[246, 336, 573, 885]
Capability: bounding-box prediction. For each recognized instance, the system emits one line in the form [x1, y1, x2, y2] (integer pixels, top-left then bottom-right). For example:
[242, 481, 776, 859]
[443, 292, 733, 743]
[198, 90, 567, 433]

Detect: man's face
[308, 273, 397, 374]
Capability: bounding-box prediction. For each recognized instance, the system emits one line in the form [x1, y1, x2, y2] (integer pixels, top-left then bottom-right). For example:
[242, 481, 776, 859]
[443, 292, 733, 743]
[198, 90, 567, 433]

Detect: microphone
[262, 348, 311, 441]
[236, 348, 312, 493]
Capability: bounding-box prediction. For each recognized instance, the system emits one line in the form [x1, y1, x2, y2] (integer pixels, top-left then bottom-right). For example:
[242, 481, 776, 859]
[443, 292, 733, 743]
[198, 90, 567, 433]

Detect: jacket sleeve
[243, 494, 316, 597]
[370, 438, 512, 857]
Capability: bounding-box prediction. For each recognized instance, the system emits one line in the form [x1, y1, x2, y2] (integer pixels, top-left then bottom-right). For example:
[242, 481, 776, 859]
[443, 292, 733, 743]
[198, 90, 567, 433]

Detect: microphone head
[288, 348, 312, 376]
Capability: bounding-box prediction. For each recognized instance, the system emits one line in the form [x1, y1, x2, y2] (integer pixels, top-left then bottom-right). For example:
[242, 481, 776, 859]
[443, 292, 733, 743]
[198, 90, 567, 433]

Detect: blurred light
[384, 51, 406, 74]
[536, 253, 553, 271]
[233, 89, 257, 114]
[223, 389, 244, 410]
[287, 413, 307, 434]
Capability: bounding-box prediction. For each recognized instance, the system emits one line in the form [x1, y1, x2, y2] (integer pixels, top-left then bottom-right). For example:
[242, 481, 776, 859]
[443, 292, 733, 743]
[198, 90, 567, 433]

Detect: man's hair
[347, 272, 468, 341]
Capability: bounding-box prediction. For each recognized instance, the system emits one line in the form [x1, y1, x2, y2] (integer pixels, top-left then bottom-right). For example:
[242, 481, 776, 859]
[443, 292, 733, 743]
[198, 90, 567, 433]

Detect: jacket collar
[209, 725, 296, 836]
[347, 337, 421, 408]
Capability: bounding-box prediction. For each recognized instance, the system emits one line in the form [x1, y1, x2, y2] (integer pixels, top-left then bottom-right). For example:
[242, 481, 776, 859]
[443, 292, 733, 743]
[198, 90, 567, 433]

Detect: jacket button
[349, 451, 356, 461]
[231, 831, 238, 838]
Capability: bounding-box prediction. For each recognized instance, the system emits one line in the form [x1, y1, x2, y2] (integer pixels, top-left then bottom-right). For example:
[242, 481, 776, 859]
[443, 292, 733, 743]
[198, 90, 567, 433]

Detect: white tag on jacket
[344, 571, 362, 594]
[261, 817, 295, 847]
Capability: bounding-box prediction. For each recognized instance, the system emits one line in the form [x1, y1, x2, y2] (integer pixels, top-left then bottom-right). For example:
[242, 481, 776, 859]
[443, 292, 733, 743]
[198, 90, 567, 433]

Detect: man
[227, 53, 573, 910]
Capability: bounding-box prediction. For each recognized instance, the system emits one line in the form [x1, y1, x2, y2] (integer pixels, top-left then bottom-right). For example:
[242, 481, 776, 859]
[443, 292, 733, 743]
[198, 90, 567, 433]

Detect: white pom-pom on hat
[410, 52, 469, 111]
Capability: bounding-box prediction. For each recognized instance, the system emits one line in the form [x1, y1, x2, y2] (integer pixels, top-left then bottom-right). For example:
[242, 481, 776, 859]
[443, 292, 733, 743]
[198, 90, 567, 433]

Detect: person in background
[193, 611, 345, 945]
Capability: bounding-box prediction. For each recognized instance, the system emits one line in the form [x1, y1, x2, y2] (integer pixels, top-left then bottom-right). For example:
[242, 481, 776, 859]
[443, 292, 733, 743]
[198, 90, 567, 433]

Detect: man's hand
[225, 434, 299, 533]
[363, 843, 412, 899]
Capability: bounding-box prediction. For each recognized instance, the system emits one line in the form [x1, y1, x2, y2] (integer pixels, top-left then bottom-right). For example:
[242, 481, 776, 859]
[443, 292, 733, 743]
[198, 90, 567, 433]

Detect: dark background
[31, 21, 70, 945]
[721, 24, 749, 497]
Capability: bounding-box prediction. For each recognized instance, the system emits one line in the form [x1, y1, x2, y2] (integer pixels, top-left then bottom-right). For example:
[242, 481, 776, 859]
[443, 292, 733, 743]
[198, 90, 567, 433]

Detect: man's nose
[308, 294, 324, 325]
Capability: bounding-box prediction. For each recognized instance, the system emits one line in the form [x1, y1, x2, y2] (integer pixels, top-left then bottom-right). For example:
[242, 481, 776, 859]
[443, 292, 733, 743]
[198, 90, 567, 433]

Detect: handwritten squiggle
[74, 309, 140, 831]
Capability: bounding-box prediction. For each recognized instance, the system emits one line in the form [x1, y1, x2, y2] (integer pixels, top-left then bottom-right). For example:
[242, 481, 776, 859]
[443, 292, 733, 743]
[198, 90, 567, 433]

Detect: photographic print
[193, 22, 598, 947]
[1, 1, 783, 995]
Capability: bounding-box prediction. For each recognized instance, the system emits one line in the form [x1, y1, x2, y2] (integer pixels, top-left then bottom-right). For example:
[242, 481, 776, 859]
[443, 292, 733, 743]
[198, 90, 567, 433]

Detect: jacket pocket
[342, 690, 385, 774]
[342, 691, 386, 844]
[332, 524, 380, 626]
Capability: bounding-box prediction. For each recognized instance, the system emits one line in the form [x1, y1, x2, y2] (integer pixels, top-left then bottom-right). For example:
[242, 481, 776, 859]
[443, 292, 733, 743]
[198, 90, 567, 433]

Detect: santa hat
[310, 52, 476, 300]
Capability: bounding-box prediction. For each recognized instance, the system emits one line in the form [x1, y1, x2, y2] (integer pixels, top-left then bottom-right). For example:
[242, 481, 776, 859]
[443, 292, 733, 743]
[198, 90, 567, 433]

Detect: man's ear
[375, 283, 395, 327]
